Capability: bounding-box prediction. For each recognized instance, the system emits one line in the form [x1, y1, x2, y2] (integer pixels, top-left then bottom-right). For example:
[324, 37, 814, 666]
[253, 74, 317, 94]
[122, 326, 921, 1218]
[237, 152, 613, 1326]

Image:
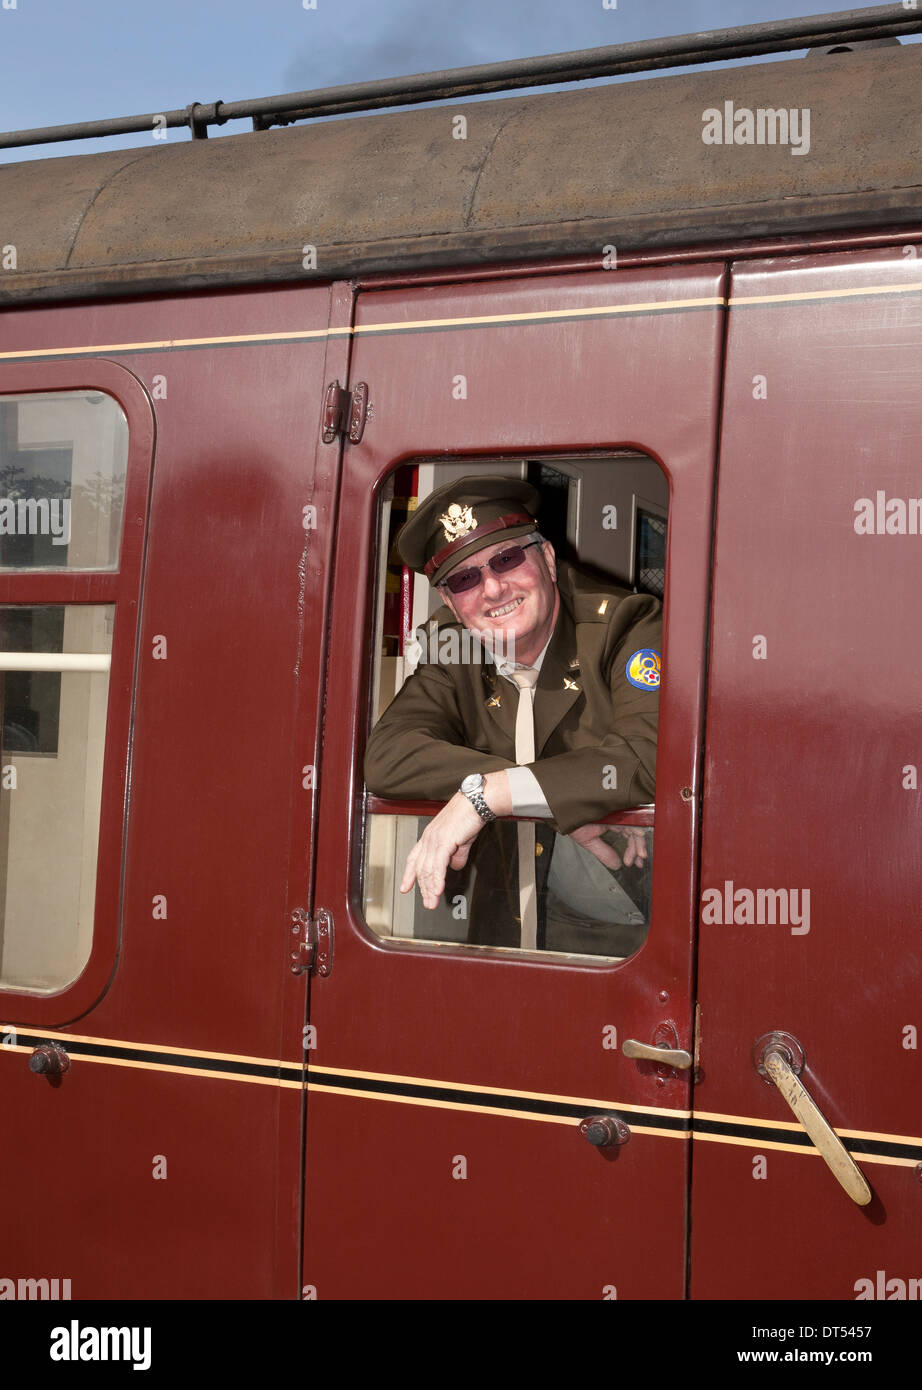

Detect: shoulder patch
[625, 648, 661, 690]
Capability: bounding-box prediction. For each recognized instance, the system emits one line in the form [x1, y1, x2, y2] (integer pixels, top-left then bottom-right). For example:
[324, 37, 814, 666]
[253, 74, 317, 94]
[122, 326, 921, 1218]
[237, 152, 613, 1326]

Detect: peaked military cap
[397, 475, 542, 587]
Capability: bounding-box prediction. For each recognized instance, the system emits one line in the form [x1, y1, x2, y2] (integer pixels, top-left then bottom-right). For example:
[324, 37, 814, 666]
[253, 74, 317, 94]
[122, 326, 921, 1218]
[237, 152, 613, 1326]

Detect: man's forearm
[481, 770, 514, 817]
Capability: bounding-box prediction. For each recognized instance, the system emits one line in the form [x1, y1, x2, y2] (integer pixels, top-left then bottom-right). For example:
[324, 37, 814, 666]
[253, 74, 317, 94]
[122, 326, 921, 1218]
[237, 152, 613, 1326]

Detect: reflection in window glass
[364, 814, 652, 961]
[0, 391, 128, 571]
[636, 507, 667, 599]
[0, 605, 113, 992]
[1, 607, 66, 755]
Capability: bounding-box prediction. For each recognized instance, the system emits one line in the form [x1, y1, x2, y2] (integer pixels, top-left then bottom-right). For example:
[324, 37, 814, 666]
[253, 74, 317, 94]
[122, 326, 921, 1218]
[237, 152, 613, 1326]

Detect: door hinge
[289, 907, 333, 977]
[321, 380, 369, 444]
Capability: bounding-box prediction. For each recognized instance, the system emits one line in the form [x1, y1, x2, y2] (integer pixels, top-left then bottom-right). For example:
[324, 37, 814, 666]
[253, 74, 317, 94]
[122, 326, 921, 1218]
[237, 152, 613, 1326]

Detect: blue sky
[0, 1, 917, 162]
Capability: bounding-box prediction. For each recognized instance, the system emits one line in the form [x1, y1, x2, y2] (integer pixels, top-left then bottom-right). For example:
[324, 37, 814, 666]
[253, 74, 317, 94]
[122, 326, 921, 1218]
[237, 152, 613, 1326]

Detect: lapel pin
[563, 677, 579, 692]
[487, 694, 502, 708]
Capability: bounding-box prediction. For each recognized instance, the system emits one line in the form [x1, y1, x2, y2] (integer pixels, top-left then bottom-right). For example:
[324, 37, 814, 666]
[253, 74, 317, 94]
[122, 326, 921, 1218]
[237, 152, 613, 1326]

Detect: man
[364, 475, 661, 955]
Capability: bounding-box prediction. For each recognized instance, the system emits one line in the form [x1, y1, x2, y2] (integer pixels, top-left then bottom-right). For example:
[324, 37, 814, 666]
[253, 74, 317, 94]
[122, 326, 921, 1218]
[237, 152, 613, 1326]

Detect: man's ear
[439, 587, 461, 622]
[541, 540, 557, 583]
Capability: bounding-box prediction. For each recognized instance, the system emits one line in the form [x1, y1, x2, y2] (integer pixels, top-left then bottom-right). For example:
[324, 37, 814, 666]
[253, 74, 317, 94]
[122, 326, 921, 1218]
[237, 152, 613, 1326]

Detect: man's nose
[481, 567, 506, 600]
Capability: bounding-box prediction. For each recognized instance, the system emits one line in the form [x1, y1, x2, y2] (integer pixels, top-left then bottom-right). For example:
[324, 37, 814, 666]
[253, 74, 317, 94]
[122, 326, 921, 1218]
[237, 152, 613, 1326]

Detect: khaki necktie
[509, 667, 540, 949]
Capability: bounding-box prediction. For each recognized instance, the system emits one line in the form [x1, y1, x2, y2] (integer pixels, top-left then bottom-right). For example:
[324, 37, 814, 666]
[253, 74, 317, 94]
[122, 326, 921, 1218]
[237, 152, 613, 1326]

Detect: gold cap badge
[439, 503, 477, 543]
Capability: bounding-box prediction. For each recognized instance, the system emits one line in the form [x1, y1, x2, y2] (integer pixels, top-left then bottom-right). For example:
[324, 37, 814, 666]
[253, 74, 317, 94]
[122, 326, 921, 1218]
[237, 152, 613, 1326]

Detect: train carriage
[0, 8, 921, 1301]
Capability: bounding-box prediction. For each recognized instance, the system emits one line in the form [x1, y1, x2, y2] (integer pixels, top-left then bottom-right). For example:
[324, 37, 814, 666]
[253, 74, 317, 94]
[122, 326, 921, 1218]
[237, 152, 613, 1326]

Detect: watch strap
[462, 780, 496, 824]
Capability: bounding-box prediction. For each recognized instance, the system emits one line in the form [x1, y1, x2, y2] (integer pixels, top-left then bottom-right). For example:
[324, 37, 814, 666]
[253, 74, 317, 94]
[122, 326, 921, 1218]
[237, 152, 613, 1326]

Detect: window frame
[0, 360, 155, 1023]
[357, 451, 663, 967]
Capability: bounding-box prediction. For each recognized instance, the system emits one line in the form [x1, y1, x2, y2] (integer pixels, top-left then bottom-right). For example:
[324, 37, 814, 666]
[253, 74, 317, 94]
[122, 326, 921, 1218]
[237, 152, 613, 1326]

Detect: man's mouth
[485, 597, 524, 619]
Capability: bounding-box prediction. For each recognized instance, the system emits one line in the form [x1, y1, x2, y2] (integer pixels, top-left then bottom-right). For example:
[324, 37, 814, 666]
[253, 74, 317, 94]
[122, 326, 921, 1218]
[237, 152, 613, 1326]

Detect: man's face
[440, 537, 559, 664]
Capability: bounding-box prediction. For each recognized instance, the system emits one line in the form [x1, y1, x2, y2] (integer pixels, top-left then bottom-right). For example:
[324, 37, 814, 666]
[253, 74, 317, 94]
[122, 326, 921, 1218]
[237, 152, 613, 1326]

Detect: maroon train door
[691, 246, 922, 1299]
[302, 264, 725, 1299]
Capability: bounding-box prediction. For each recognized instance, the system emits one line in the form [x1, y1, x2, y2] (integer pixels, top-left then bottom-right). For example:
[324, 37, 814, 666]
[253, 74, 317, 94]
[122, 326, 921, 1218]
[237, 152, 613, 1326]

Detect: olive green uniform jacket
[365, 561, 660, 834]
[365, 562, 660, 947]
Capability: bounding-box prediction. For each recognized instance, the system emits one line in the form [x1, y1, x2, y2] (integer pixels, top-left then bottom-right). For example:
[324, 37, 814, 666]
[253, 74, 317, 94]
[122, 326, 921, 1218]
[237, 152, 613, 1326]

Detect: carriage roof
[1, 44, 920, 303]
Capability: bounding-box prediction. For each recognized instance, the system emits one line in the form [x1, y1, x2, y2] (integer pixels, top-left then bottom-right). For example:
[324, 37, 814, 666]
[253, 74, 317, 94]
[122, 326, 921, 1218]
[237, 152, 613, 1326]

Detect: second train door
[692, 246, 922, 1298]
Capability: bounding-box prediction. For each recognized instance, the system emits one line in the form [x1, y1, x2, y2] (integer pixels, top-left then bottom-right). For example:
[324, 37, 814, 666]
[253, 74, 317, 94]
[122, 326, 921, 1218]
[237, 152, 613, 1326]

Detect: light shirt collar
[494, 631, 553, 683]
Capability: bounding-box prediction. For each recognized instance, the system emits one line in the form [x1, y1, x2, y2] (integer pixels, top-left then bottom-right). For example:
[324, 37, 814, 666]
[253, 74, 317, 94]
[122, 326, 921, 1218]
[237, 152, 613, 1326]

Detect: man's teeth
[487, 597, 523, 618]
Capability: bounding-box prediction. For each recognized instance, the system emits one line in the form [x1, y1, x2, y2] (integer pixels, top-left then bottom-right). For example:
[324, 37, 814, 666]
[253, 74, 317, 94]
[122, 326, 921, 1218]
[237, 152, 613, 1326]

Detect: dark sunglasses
[441, 540, 542, 595]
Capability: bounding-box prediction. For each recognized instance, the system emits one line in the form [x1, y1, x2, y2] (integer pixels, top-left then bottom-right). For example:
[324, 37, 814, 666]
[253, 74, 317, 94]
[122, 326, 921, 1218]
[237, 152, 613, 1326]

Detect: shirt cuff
[505, 766, 553, 818]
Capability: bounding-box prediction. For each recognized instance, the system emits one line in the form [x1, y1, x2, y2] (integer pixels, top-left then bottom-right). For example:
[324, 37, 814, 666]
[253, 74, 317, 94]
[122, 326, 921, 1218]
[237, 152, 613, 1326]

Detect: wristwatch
[460, 773, 496, 823]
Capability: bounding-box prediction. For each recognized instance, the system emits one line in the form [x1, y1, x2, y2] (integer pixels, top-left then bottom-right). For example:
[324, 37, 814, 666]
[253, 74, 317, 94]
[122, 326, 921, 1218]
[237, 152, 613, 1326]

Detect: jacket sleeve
[527, 595, 661, 834]
[364, 659, 515, 801]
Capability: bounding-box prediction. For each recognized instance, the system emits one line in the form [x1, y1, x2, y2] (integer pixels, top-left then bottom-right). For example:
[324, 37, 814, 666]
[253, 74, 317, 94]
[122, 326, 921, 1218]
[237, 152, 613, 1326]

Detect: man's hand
[400, 772, 513, 909]
[568, 823, 648, 870]
[400, 791, 485, 910]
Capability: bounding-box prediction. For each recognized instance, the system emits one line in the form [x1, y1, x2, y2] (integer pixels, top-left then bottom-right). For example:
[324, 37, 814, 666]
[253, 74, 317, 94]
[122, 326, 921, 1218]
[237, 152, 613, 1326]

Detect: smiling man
[364, 475, 662, 955]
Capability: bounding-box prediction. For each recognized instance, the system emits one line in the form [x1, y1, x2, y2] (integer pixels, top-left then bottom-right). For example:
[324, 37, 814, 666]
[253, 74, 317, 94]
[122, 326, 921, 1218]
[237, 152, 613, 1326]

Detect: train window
[0, 390, 128, 571]
[0, 603, 113, 992]
[362, 455, 664, 962]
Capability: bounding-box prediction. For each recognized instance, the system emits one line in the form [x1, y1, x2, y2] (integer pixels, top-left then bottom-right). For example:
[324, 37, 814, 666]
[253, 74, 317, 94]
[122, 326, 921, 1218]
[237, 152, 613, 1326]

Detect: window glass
[0, 391, 128, 571]
[364, 812, 652, 960]
[0, 605, 113, 992]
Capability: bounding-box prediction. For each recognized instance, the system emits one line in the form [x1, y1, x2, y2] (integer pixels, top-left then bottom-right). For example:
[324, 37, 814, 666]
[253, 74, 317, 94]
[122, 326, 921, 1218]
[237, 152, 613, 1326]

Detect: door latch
[290, 908, 333, 977]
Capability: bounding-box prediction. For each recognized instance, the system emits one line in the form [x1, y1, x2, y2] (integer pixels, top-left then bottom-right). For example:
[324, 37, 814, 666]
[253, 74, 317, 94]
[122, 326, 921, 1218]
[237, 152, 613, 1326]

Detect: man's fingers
[587, 837, 623, 870]
[400, 794, 485, 909]
[568, 822, 650, 871]
[622, 829, 648, 867]
[399, 847, 419, 894]
[413, 857, 446, 908]
[400, 837, 426, 894]
[400, 836, 451, 909]
[570, 827, 622, 869]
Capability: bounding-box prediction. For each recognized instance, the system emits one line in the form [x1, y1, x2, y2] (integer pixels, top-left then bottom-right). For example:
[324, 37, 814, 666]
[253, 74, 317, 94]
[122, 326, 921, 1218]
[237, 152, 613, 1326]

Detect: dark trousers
[457, 822, 648, 958]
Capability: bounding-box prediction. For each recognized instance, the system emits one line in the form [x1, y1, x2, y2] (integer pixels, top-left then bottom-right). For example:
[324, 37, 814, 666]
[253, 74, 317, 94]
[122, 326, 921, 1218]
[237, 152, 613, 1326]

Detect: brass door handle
[754, 1031, 871, 1207]
[622, 1039, 692, 1069]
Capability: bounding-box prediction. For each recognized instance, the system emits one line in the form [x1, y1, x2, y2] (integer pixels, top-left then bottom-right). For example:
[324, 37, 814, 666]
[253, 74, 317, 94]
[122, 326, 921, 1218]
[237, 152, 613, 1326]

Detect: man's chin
[471, 622, 525, 662]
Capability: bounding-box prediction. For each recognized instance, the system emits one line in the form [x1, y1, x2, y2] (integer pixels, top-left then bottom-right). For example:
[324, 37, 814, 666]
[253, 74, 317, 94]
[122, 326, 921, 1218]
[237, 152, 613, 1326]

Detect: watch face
[461, 774, 483, 796]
